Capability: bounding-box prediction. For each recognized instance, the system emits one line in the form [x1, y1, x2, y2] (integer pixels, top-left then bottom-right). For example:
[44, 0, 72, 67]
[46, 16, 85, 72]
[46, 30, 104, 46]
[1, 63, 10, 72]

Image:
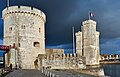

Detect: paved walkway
[4, 69, 96, 77]
[5, 69, 46, 77]
[47, 69, 94, 77]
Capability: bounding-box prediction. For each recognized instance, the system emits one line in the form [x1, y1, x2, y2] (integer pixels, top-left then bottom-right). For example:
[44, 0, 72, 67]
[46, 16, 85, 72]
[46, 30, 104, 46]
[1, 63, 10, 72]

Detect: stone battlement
[38, 53, 86, 69]
[96, 31, 100, 35]
[82, 19, 96, 26]
[2, 6, 46, 22]
[75, 31, 82, 36]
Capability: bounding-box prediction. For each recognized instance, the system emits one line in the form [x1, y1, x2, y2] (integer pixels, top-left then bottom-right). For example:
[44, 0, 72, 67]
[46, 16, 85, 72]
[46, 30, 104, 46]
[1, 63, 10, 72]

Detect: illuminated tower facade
[75, 31, 82, 56]
[2, 6, 46, 69]
[76, 19, 100, 65]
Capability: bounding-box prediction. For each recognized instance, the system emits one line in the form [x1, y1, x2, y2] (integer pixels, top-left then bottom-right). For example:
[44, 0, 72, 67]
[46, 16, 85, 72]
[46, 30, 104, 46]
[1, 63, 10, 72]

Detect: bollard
[42, 69, 43, 73]
[52, 73, 55, 77]
[49, 72, 52, 77]
[47, 71, 49, 76]
[56, 75, 59, 77]
[45, 71, 47, 76]
[44, 70, 46, 75]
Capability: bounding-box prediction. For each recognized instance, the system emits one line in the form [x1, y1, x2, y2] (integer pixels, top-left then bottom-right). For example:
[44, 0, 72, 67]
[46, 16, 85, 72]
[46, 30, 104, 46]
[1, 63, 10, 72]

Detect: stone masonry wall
[2, 6, 46, 69]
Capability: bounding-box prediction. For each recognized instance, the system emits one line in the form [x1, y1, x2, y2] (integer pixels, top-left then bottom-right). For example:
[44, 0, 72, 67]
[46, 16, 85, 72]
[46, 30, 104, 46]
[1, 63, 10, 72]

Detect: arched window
[9, 27, 12, 32]
[39, 28, 41, 33]
[24, 25, 25, 29]
[19, 43, 20, 47]
[13, 43, 16, 48]
[21, 25, 25, 29]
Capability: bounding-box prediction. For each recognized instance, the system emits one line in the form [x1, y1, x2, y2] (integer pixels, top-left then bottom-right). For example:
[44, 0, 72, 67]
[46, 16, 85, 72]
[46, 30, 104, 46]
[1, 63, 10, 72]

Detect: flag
[88, 11, 94, 20]
[90, 12, 94, 17]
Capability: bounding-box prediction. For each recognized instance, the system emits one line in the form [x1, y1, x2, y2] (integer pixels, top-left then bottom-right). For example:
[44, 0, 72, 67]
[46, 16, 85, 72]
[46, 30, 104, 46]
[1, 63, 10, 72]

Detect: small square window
[33, 42, 40, 47]
[18, 6, 20, 8]
[19, 43, 20, 47]
[21, 25, 25, 29]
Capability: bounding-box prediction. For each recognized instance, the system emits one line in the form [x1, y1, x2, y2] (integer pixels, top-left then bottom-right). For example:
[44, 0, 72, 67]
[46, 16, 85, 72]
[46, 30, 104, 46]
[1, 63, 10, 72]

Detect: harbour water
[102, 64, 120, 77]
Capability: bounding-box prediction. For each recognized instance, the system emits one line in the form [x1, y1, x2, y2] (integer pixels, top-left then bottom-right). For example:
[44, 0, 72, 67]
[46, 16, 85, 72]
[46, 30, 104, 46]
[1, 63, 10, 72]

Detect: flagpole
[7, 0, 9, 8]
[72, 26, 75, 54]
[88, 11, 90, 20]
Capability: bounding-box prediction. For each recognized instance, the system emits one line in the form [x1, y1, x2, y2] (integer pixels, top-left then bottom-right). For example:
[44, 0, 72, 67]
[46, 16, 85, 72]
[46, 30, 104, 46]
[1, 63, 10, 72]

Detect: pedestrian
[10, 64, 12, 70]
[19, 65, 21, 69]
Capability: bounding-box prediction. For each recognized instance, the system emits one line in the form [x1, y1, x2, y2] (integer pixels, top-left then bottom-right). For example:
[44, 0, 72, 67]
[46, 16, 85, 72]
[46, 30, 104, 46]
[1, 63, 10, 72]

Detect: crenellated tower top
[82, 19, 96, 26]
[2, 6, 46, 22]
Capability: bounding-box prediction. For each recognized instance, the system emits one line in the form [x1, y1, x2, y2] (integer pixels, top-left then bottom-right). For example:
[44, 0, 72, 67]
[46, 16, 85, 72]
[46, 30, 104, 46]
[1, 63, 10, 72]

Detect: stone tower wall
[2, 6, 46, 69]
[75, 31, 82, 56]
[82, 20, 100, 65]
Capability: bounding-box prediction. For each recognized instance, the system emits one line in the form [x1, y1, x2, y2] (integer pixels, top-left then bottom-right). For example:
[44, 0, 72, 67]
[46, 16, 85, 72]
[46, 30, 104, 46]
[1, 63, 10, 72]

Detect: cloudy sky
[0, 0, 120, 54]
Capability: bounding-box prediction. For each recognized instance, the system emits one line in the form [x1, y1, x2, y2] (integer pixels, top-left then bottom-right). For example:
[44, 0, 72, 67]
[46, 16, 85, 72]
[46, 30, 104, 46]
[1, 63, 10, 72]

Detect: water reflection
[102, 64, 120, 77]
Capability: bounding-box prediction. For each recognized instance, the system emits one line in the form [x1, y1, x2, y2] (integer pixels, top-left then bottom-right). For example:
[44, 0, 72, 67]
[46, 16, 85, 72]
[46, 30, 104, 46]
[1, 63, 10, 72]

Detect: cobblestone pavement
[5, 69, 46, 77]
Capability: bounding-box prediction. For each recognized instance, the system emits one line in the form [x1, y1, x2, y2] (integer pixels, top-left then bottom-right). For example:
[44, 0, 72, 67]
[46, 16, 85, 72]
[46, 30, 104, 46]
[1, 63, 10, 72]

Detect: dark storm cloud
[10, 0, 82, 45]
[89, 0, 120, 39]
[0, 20, 3, 40]
[0, 0, 6, 41]
[100, 38, 120, 54]
[0, 0, 120, 53]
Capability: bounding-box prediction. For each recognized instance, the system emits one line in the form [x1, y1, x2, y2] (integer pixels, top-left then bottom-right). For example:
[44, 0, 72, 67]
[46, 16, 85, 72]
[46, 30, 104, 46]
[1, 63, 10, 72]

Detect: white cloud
[46, 43, 72, 49]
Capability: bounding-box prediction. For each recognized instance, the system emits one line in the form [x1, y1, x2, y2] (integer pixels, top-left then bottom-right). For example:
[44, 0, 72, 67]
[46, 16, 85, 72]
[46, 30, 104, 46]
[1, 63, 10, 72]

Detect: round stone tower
[2, 6, 46, 69]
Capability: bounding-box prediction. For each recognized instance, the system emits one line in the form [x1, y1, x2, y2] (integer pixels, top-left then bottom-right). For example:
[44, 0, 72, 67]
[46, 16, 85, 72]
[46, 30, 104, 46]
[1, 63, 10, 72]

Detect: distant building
[100, 54, 120, 61]
[76, 19, 100, 65]
[2, 6, 46, 69]
[46, 48, 64, 55]
[38, 48, 86, 69]
[75, 31, 82, 56]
